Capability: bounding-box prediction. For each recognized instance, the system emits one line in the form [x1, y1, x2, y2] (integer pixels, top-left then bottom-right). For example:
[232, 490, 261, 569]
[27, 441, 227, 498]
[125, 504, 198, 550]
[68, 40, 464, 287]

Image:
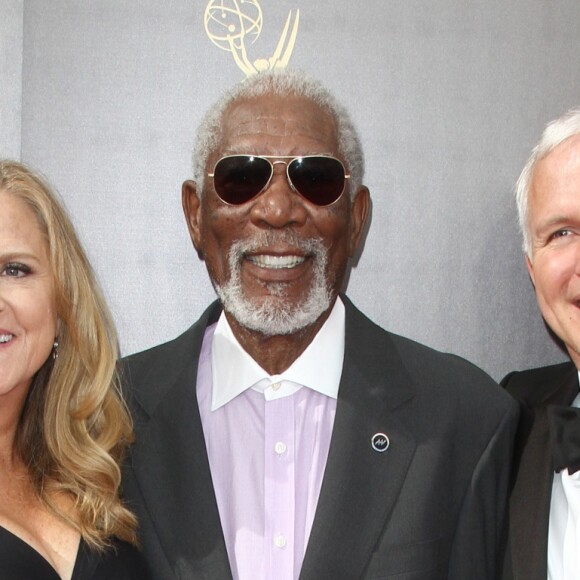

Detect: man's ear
[348, 185, 370, 257]
[525, 254, 535, 287]
[182, 180, 203, 258]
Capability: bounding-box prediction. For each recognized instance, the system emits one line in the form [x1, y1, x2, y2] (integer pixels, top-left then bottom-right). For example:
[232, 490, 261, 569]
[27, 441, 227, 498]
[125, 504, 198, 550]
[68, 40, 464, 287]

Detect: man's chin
[220, 291, 331, 337]
[215, 239, 332, 336]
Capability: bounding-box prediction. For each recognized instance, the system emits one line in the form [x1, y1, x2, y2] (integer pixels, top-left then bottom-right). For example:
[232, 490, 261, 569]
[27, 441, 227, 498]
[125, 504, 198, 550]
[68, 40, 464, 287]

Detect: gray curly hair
[192, 69, 364, 198]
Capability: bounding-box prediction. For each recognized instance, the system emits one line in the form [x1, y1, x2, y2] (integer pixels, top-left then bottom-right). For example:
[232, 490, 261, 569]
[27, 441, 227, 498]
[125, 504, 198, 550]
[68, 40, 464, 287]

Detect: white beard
[213, 231, 331, 336]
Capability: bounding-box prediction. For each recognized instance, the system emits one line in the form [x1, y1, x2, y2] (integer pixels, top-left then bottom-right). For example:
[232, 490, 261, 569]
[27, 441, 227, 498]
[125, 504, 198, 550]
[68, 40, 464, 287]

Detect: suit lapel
[128, 304, 233, 579]
[508, 366, 578, 580]
[300, 299, 416, 580]
[508, 405, 554, 580]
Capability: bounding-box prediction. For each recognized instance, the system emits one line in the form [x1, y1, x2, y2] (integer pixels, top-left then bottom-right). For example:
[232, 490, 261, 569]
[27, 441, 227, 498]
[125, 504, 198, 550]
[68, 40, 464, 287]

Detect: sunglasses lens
[288, 157, 346, 205]
[212, 156, 272, 205]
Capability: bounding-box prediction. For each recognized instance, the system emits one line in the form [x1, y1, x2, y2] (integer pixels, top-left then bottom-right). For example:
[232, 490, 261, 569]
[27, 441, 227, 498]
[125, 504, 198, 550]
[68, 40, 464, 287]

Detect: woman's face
[0, 190, 57, 404]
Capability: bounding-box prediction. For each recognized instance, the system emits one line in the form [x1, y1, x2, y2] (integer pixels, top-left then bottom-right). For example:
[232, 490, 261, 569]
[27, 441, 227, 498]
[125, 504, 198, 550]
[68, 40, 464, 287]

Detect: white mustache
[229, 231, 326, 263]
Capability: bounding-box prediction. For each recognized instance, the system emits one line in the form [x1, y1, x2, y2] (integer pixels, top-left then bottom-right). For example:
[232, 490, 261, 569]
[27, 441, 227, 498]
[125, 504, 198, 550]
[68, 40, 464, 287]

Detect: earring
[52, 340, 59, 361]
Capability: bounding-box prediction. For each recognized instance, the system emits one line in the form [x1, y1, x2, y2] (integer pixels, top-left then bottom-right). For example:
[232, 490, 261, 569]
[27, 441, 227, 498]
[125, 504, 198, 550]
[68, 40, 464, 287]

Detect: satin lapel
[509, 368, 578, 580]
[508, 405, 553, 580]
[299, 300, 416, 580]
[127, 306, 233, 580]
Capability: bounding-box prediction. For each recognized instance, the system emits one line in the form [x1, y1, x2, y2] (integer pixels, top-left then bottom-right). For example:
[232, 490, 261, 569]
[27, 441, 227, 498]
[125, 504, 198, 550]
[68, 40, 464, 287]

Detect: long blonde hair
[0, 160, 137, 549]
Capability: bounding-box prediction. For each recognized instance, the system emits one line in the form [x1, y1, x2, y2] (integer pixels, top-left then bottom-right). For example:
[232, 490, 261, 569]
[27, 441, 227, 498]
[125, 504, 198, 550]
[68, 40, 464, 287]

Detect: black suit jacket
[501, 361, 579, 580]
[122, 297, 518, 580]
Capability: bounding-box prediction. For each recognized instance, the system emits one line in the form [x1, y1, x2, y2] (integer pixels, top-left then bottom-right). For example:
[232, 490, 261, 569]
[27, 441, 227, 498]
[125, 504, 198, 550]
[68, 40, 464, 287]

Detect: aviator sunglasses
[208, 154, 350, 207]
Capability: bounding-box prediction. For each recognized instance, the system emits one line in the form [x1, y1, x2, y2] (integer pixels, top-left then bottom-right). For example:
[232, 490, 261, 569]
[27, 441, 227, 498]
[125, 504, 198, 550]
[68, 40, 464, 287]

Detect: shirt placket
[264, 385, 295, 580]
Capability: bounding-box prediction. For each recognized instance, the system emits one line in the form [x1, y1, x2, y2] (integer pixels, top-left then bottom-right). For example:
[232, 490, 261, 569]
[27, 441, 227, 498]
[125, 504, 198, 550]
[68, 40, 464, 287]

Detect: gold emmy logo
[204, 0, 300, 76]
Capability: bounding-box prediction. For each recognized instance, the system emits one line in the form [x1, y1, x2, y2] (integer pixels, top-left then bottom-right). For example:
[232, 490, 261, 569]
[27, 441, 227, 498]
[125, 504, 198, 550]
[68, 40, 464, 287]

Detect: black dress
[0, 525, 152, 579]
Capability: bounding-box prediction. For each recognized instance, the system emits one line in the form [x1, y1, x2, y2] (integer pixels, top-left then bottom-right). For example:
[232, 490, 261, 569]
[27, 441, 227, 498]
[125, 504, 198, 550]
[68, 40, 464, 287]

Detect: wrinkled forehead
[214, 94, 340, 157]
[0, 187, 48, 238]
[530, 135, 580, 200]
[0, 190, 51, 256]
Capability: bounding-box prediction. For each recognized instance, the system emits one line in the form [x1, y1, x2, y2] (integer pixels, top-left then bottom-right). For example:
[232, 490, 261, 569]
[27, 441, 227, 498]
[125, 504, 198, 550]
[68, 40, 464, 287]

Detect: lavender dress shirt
[196, 299, 345, 580]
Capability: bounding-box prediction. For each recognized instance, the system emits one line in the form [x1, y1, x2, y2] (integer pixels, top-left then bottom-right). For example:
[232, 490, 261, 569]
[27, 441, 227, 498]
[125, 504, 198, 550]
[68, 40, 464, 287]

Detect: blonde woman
[0, 161, 150, 579]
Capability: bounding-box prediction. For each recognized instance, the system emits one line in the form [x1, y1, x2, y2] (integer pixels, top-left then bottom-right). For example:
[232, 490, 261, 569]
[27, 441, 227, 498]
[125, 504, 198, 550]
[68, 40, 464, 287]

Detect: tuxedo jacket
[501, 361, 579, 580]
[122, 297, 518, 580]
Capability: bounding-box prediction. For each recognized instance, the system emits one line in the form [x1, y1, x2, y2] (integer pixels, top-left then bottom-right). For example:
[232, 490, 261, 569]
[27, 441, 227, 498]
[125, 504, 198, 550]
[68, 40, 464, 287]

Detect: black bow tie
[547, 405, 580, 474]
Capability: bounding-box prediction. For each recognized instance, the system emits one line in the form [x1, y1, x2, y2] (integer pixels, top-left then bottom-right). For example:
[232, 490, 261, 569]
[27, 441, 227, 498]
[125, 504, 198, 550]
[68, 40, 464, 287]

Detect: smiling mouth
[0, 334, 14, 344]
[247, 255, 306, 269]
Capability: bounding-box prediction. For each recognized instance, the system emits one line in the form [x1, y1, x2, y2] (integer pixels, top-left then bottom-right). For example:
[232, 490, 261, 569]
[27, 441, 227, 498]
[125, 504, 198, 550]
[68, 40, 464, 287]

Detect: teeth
[0, 334, 14, 344]
[248, 255, 305, 269]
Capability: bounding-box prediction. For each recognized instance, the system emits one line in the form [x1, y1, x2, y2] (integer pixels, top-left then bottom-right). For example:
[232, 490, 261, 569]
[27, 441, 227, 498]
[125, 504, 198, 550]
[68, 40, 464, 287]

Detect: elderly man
[122, 70, 517, 580]
[503, 109, 580, 580]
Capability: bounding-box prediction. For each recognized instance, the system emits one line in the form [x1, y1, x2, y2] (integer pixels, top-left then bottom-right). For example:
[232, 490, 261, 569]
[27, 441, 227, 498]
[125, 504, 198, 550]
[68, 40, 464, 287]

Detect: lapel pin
[371, 432, 390, 453]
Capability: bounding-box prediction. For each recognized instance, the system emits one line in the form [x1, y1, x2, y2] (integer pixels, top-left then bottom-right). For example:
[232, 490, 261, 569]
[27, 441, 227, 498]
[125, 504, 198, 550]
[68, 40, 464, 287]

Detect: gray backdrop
[2, 0, 579, 380]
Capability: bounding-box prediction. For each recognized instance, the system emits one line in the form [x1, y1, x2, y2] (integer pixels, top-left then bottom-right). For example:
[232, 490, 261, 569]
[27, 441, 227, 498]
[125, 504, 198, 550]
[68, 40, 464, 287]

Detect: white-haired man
[122, 70, 517, 580]
[503, 109, 580, 580]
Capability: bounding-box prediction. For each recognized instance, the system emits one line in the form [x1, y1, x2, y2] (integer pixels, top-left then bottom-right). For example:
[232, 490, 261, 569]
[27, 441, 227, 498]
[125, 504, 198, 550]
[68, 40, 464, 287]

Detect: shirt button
[274, 534, 287, 548]
[271, 382, 281, 391]
[275, 442, 287, 455]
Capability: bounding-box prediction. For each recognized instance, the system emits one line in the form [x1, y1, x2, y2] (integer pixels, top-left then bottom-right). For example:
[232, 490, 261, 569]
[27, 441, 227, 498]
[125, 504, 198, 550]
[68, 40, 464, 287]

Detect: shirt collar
[211, 297, 345, 410]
